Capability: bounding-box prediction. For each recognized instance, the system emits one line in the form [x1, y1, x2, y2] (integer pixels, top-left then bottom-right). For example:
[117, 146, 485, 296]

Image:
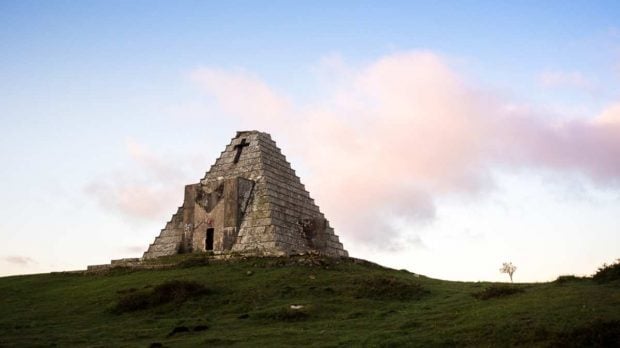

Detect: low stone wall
[110, 258, 141, 267]
[86, 250, 356, 273]
[86, 264, 113, 272]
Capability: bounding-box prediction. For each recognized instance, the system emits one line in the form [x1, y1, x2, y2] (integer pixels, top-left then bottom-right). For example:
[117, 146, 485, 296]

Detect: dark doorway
[206, 228, 214, 251]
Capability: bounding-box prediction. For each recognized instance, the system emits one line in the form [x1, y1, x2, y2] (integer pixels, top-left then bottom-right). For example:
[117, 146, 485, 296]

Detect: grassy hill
[0, 254, 619, 347]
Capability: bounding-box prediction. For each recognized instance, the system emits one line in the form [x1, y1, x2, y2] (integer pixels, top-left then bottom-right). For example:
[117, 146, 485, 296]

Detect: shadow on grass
[472, 284, 524, 300]
[552, 320, 620, 347]
[255, 306, 312, 322]
[113, 280, 209, 314]
[354, 276, 429, 301]
[177, 256, 210, 268]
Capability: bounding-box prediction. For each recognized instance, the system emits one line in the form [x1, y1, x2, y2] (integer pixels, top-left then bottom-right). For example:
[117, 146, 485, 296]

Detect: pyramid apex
[235, 130, 269, 137]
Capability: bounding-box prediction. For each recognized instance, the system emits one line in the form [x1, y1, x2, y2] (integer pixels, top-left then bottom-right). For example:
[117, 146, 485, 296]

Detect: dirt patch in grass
[472, 284, 524, 300]
[113, 280, 208, 313]
[256, 306, 311, 322]
[354, 276, 429, 301]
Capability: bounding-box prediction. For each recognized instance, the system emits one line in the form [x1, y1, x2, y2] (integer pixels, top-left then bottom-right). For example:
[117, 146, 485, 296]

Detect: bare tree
[500, 262, 517, 282]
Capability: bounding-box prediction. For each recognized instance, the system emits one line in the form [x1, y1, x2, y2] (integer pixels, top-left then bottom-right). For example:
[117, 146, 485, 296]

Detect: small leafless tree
[500, 262, 517, 282]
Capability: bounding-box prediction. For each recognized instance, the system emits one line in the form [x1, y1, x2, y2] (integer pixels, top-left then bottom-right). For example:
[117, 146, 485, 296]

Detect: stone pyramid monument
[143, 131, 348, 259]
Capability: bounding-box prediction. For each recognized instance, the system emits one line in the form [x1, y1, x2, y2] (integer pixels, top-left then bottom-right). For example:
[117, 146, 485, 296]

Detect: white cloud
[189, 51, 620, 251]
[190, 68, 291, 125]
[538, 70, 595, 91]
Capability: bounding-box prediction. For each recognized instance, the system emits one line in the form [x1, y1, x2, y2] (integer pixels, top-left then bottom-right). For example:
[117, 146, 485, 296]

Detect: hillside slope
[1, 255, 619, 347]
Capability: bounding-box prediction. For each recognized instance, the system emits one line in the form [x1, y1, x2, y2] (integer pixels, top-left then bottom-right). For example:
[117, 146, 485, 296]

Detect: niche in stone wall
[196, 183, 224, 212]
[299, 217, 328, 249]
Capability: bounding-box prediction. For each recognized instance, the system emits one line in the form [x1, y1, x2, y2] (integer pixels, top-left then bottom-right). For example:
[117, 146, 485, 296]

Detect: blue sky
[1, 1, 619, 280]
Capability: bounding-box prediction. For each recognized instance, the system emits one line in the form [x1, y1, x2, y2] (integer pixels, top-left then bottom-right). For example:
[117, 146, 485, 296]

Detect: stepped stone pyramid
[143, 131, 348, 259]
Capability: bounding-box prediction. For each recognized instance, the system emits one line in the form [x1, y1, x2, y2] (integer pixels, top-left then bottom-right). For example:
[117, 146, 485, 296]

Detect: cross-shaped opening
[233, 138, 250, 164]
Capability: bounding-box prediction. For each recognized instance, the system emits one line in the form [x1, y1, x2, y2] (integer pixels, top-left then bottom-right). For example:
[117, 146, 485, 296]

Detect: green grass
[0, 255, 619, 347]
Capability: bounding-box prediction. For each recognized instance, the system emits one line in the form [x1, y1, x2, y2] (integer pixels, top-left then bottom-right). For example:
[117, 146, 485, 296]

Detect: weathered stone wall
[142, 206, 185, 259]
[142, 130, 348, 260]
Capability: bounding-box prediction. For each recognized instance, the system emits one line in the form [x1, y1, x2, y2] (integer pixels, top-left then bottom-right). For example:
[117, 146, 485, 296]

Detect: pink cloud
[125, 139, 185, 182]
[496, 113, 620, 184]
[85, 182, 177, 220]
[186, 51, 620, 248]
[3, 255, 36, 266]
[85, 139, 191, 220]
[596, 103, 620, 125]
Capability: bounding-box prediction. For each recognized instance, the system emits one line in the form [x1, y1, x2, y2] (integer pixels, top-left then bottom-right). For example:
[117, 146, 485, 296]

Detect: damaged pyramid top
[143, 131, 348, 259]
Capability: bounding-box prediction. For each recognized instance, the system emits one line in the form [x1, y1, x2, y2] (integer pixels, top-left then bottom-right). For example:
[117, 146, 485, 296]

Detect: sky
[1, 1, 619, 281]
